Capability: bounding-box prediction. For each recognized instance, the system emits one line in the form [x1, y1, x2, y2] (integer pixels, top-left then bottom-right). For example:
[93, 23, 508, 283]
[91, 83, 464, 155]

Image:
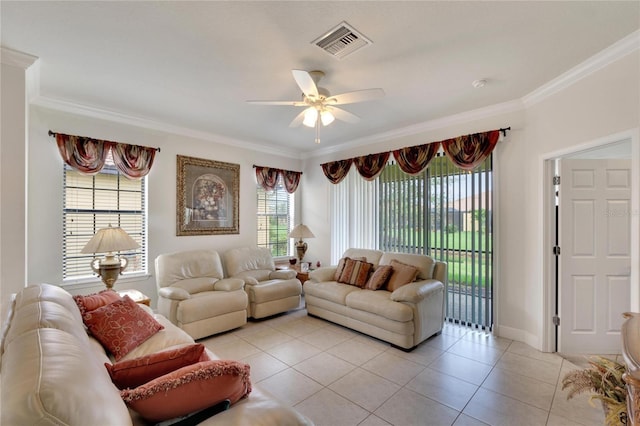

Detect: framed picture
[176, 155, 239, 236]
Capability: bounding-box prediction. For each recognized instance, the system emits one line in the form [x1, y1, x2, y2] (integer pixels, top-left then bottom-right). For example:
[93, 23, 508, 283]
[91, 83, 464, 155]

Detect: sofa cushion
[106, 343, 206, 389]
[234, 269, 272, 283]
[172, 278, 216, 294]
[247, 279, 302, 303]
[14, 283, 84, 324]
[83, 295, 164, 361]
[343, 248, 384, 266]
[379, 252, 435, 280]
[303, 280, 360, 305]
[345, 290, 413, 322]
[155, 249, 225, 288]
[338, 258, 373, 288]
[177, 290, 247, 324]
[386, 260, 419, 292]
[121, 359, 252, 422]
[365, 265, 393, 290]
[73, 289, 122, 316]
[224, 247, 276, 277]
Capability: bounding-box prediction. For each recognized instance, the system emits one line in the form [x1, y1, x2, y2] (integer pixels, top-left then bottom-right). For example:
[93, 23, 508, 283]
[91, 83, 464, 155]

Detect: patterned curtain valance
[50, 131, 159, 179]
[319, 128, 508, 184]
[254, 165, 302, 193]
[321, 159, 353, 185]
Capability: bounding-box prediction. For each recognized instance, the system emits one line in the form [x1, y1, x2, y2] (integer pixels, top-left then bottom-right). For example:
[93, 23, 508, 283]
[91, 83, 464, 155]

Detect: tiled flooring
[198, 307, 608, 426]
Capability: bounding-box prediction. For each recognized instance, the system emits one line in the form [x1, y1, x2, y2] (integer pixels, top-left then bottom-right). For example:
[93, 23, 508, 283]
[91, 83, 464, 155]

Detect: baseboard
[494, 324, 543, 352]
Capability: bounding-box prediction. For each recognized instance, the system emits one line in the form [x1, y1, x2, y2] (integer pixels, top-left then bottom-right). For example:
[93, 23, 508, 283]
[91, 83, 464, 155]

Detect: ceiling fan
[247, 70, 385, 143]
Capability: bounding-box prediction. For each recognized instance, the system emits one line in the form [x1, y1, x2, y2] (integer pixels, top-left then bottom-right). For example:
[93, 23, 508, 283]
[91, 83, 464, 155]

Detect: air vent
[312, 22, 372, 60]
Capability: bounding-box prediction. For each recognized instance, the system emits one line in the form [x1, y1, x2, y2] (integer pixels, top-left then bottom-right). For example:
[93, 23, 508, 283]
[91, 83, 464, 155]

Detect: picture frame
[176, 155, 239, 236]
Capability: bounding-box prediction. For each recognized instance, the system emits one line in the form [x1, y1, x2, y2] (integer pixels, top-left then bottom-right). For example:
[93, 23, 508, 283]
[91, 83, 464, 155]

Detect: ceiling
[2, 1, 639, 155]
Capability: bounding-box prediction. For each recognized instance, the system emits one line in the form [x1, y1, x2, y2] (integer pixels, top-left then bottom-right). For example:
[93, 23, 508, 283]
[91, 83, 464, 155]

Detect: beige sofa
[305, 248, 446, 350]
[0, 283, 312, 425]
[155, 249, 248, 339]
[224, 247, 302, 319]
[622, 312, 640, 425]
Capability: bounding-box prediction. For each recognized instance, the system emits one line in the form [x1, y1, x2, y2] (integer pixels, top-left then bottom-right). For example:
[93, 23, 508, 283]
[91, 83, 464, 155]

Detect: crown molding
[304, 99, 524, 159]
[1, 46, 38, 69]
[32, 96, 302, 159]
[523, 29, 640, 107]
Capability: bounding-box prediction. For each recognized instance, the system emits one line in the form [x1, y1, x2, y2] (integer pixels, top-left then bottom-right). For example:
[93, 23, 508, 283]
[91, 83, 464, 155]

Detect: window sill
[61, 273, 151, 291]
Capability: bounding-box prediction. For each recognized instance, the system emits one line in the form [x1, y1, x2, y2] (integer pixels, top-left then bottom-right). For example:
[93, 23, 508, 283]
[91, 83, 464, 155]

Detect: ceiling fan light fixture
[302, 108, 318, 127]
[320, 110, 335, 126]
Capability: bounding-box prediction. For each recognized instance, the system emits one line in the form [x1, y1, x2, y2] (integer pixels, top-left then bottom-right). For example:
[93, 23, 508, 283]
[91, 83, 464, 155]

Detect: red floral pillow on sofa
[106, 343, 207, 389]
[73, 289, 122, 317]
[83, 295, 164, 361]
[120, 360, 252, 422]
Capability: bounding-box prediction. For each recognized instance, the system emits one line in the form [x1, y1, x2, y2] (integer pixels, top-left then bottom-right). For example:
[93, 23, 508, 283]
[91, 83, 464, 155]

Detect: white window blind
[256, 176, 293, 257]
[63, 152, 147, 281]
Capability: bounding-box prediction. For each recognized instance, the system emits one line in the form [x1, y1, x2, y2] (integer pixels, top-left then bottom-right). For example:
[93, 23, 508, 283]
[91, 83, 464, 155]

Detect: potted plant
[561, 356, 628, 425]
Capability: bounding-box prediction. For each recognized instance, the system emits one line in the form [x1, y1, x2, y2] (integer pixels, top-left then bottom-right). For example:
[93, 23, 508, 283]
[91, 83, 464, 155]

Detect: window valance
[50, 131, 159, 179]
[320, 128, 507, 184]
[254, 165, 302, 193]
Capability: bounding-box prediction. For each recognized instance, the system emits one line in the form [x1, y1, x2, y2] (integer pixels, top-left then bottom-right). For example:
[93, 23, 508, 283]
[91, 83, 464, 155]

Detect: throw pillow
[365, 265, 393, 290]
[120, 360, 252, 422]
[73, 289, 122, 317]
[338, 258, 373, 288]
[83, 295, 164, 361]
[386, 260, 419, 292]
[333, 256, 366, 281]
[106, 343, 206, 389]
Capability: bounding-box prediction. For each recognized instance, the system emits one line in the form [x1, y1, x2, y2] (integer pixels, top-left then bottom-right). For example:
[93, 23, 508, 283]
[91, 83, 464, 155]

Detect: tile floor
[199, 306, 609, 426]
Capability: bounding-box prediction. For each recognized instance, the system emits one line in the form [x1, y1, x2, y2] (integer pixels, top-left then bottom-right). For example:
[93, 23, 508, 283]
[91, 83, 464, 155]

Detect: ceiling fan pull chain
[315, 116, 321, 144]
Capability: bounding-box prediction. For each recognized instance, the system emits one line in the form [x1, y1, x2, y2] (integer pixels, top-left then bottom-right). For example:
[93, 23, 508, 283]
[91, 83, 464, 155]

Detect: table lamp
[288, 224, 315, 263]
[81, 224, 140, 289]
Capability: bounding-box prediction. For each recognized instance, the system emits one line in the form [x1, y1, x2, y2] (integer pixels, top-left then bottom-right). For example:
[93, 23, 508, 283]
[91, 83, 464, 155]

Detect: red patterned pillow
[73, 290, 122, 317]
[120, 360, 252, 422]
[386, 260, 419, 291]
[83, 296, 164, 361]
[338, 258, 373, 288]
[106, 344, 206, 389]
[365, 265, 393, 290]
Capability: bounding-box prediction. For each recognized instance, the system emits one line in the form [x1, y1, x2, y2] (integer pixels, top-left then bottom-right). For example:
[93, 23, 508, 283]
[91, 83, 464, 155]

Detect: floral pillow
[73, 289, 122, 317]
[83, 295, 164, 361]
[106, 343, 207, 389]
[120, 360, 252, 422]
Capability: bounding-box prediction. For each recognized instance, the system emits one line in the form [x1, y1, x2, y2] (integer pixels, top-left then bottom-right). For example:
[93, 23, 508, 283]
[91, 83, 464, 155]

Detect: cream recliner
[155, 249, 248, 339]
[224, 247, 302, 319]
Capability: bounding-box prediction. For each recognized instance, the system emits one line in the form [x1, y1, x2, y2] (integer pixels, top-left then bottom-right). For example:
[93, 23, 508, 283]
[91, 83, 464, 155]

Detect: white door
[559, 159, 631, 354]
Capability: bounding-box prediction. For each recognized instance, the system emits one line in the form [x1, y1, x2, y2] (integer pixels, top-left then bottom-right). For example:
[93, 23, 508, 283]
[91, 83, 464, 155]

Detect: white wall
[302, 50, 640, 351]
[27, 107, 302, 306]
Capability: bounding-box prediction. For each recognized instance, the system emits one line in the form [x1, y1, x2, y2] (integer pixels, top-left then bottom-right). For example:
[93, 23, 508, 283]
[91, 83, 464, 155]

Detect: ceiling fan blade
[289, 109, 307, 128]
[325, 88, 385, 105]
[246, 100, 307, 106]
[327, 106, 360, 124]
[292, 70, 319, 98]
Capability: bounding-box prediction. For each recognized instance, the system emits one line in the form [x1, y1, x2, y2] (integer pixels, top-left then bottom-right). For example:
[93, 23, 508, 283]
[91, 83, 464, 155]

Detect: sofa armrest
[309, 267, 337, 282]
[390, 279, 444, 303]
[270, 270, 296, 280]
[213, 278, 245, 291]
[158, 286, 191, 301]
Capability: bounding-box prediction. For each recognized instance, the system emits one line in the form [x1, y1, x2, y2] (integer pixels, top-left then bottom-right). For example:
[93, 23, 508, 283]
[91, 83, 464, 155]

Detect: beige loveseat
[305, 248, 446, 350]
[224, 247, 303, 319]
[0, 283, 312, 425]
[155, 249, 248, 339]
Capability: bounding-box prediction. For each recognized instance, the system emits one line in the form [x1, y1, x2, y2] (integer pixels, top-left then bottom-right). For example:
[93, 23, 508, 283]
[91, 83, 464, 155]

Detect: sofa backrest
[342, 248, 384, 266]
[379, 252, 436, 280]
[155, 249, 224, 289]
[224, 247, 275, 277]
[1, 283, 132, 426]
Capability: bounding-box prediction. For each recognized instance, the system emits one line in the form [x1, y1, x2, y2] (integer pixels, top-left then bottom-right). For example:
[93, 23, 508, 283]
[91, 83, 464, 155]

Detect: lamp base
[91, 256, 128, 289]
[295, 240, 308, 263]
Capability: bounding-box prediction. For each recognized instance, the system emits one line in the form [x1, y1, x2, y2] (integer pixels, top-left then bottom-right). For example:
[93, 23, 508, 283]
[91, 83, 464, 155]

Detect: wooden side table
[118, 289, 151, 306]
[275, 263, 310, 284]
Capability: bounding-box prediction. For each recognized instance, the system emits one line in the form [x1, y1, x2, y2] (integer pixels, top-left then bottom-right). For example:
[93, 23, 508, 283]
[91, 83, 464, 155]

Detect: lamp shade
[288, 224, 315, 239]
[81, 224, 140, 254]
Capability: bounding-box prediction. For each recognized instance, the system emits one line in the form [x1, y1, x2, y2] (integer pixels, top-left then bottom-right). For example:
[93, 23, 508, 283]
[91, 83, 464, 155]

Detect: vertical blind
[63, 152, 147, 280]
[331, 152, 494, 329]
[257, 176, 293, 257]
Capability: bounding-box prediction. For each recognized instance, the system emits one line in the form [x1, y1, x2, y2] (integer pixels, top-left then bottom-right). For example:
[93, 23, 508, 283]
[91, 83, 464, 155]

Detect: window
[63, 152, 147, 281]
[331, 153, 494, 329]
[257, 176, 293, 257]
